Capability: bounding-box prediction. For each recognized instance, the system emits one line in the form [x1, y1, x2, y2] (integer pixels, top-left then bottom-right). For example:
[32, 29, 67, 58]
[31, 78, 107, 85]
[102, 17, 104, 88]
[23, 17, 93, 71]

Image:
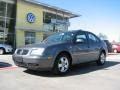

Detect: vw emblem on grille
[27, 13, 36, 23]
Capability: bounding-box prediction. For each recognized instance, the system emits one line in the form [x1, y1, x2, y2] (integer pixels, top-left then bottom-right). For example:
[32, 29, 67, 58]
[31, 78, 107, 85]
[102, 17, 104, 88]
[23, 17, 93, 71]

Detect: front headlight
[30, 48, 45, 55]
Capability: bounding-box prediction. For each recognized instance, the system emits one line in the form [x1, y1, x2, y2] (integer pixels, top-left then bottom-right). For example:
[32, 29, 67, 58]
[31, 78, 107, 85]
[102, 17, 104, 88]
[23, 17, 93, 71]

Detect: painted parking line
[108, 53, 120, 55]
[0, 66, 18, 70]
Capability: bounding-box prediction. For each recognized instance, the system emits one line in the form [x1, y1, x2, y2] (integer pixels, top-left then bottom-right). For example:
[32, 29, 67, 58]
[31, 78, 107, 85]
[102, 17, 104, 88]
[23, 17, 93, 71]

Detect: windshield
[42, 32, 74, 44]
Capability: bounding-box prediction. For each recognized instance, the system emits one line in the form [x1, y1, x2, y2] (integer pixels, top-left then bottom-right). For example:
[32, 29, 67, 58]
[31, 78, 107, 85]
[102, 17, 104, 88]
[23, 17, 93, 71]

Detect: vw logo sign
[27, 13, 36, 23]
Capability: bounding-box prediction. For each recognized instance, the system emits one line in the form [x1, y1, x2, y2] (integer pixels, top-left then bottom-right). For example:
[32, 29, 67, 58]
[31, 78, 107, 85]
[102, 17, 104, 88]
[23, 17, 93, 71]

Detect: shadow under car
[24, 61, 120, 77]
[0, 62, 12, 68]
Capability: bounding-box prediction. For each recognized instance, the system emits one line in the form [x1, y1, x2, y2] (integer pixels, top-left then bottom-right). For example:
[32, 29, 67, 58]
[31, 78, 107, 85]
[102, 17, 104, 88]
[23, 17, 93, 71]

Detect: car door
[72, 32, 89, 63]
[87, 33, 100, 61]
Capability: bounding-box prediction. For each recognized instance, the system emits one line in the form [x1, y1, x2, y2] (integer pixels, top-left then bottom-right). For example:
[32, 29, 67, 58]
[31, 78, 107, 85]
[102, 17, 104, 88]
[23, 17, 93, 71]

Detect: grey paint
[12, 30, 108, 71]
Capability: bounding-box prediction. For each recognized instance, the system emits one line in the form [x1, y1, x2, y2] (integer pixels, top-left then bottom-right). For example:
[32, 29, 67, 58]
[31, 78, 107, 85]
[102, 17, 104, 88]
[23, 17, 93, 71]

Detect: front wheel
[53, 54, 71, 75]
[97, 52, 106, 65]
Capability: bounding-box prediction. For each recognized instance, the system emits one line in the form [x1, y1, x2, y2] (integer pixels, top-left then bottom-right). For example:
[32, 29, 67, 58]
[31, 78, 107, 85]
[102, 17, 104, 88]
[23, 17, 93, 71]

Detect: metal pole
[13, 0, 17, 50]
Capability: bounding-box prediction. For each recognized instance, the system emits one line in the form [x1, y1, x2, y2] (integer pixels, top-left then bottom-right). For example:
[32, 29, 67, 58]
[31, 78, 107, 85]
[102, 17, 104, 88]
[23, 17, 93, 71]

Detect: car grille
[16, 49, 29, 55]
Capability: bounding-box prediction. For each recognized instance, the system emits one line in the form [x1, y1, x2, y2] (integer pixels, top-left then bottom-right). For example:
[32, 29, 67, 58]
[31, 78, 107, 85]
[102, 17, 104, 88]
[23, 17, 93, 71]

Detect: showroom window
[0, 1, 6, 16]
[25, 32, 36, 45]
[43, 12, 69, 32]
[0, 0, 16, 46]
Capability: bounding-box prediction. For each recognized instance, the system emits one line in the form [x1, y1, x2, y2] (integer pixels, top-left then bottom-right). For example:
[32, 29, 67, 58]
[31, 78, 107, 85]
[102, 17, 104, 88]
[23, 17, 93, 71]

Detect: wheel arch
[54, 51, 73, 66]
[52, 51, 72, 74]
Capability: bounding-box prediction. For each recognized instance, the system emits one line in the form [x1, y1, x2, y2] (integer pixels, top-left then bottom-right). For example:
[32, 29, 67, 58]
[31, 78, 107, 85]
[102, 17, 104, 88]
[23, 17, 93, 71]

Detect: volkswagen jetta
[13, 30, 108, 74]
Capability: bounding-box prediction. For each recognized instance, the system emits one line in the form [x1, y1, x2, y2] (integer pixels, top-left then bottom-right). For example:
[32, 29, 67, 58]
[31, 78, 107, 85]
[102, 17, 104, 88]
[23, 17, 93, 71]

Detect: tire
[0, 48, 5, 55]
[97, 52, 106, 66]
[53, 54, 71, 75]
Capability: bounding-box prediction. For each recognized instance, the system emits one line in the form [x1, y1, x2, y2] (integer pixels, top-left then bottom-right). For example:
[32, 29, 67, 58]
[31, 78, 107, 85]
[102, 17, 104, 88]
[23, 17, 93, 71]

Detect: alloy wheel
[100, 53, 106, 64]
[58, 57, 69, 73]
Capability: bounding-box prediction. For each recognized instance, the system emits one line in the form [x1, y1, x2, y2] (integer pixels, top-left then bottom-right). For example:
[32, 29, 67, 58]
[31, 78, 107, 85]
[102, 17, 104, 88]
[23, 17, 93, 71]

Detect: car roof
[62, 29, 86, 33]
[54, 30, 94, 35]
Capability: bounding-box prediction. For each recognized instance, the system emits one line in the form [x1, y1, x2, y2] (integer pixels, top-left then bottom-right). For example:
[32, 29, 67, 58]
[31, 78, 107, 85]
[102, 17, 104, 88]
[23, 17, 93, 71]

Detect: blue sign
[27, 13, 36, 23]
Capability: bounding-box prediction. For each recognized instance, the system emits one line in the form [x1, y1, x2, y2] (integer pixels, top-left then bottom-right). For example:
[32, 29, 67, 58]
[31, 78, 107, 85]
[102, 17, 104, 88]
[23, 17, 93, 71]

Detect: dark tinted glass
[0, 1, 6, 16]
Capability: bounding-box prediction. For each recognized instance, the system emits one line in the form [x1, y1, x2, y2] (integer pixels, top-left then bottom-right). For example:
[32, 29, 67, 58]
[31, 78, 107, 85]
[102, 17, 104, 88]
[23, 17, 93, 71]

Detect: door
[87, 33, 100, 61]
[72, 32, 89, 63]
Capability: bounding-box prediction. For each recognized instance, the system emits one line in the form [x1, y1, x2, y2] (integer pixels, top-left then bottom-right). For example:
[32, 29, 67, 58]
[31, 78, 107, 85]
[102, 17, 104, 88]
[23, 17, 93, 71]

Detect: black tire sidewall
[53, 54, 70, 75]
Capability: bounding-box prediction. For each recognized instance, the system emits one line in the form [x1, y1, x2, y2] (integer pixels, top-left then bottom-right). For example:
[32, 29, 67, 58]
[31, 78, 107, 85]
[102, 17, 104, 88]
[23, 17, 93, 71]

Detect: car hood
[21, 42, 66, 49]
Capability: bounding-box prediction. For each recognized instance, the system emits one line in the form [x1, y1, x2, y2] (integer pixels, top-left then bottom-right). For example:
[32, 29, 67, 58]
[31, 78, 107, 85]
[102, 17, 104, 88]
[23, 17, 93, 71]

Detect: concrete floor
[0, 54, 120, 90]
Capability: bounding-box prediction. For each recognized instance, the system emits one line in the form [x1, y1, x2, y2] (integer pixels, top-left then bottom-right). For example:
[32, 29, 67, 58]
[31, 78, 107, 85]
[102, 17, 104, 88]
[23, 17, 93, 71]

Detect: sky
[37, 0, 120, 42]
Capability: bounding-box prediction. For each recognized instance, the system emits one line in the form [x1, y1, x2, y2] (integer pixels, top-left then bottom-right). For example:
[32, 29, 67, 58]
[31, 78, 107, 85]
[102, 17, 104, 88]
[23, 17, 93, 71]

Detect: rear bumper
[12, 55, 54, 71]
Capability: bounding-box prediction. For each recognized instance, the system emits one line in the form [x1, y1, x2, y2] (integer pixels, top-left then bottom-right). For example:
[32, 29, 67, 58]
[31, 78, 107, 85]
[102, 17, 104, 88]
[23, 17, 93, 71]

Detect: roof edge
[24, 0, 80, 18]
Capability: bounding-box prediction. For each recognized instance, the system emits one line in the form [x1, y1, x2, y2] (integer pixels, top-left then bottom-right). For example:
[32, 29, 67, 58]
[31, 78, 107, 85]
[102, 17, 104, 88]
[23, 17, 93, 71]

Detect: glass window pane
[0, 1, 15, 45]
[76, 33, 87, 43]
[7, 3, 15, 18]
[0, 31, 4, 42]
[0, 1, 6, 16]
[88, 34, 98, 43]
[25, 32, 36, 45]
[0, 17, 5, 31]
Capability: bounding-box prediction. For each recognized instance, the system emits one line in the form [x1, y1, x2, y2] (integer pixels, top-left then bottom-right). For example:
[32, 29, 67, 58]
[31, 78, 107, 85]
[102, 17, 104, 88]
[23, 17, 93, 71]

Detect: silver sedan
[12, 30, 108, 74]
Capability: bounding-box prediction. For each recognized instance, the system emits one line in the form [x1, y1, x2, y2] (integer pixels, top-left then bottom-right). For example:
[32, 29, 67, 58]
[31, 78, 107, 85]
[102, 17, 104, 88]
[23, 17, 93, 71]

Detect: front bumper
[12, 55, 54, 71]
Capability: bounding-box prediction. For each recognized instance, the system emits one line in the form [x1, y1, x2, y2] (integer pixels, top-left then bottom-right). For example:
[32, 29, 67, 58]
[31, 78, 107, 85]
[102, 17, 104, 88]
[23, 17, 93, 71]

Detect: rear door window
[88, 33, 99, 44]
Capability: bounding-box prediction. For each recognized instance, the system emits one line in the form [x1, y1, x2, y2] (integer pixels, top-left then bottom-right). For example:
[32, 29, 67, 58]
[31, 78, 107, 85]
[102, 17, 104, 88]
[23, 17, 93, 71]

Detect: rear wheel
[53, 54, 71, 75]
[97, 52, 106, 65]
[0, 48, 5, 55]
